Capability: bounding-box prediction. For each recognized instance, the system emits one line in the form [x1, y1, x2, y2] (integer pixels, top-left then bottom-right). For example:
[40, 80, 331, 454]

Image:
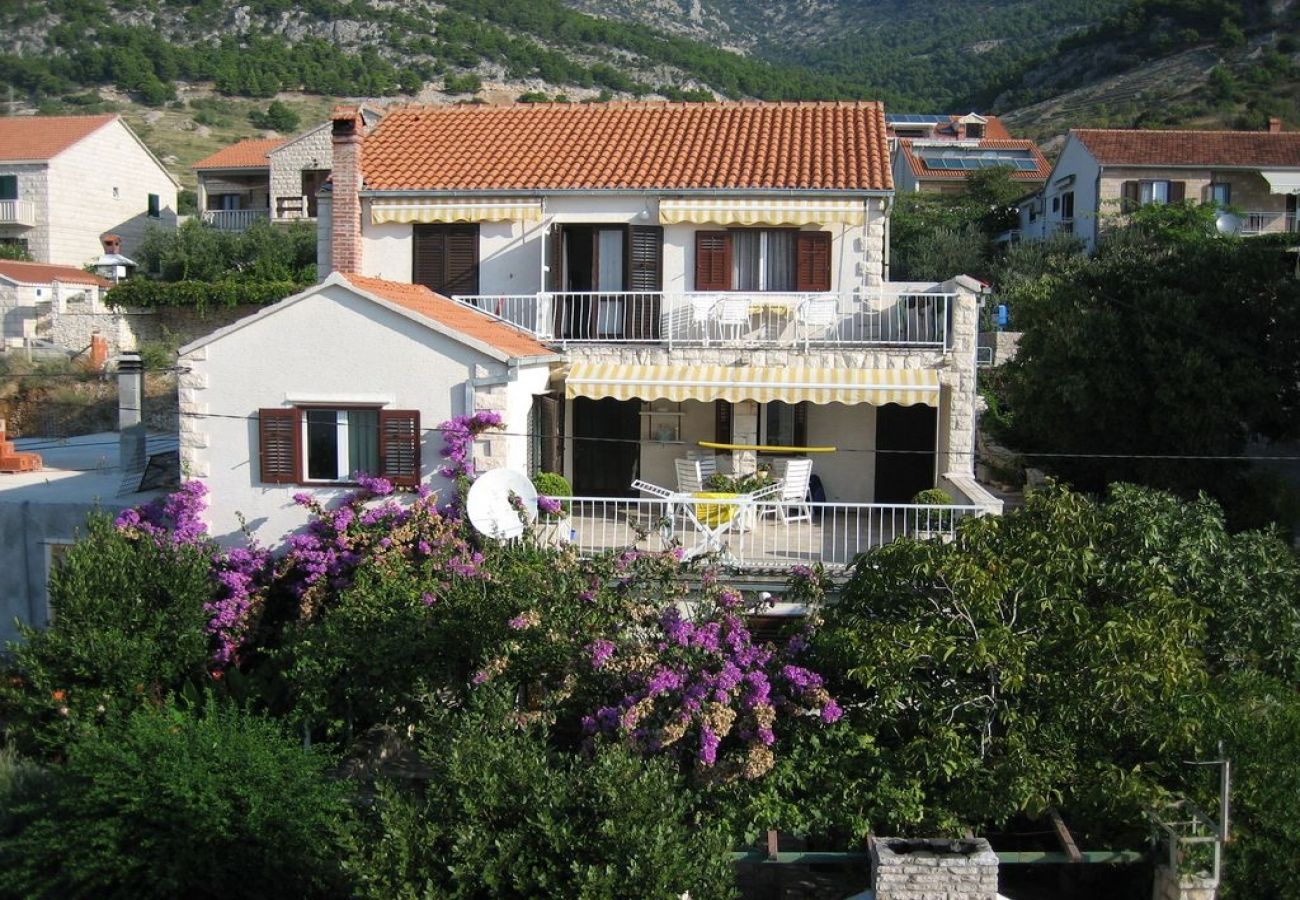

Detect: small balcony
[200, 208, 270, 231]
[0, 199, 36, 228]
[274, 195, 315, 222]
[1238, 210, 1299, 236]
[453, 289, 955, 351]
[552, 496, 985, 570]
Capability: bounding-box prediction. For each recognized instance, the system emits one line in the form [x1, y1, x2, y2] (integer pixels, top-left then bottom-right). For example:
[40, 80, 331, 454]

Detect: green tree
[249, 98, 300, 132]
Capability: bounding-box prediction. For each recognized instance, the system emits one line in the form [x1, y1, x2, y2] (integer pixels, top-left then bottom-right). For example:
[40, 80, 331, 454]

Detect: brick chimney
[1267, 117, 1283, 133]
[89, 332, 108, 371]
[330, 105, 365, 275]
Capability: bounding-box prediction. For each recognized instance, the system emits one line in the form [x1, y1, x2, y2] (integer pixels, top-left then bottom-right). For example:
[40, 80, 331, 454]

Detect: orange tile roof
[192, 138, 287, 170]
[361, 102, 892, 192]
[342, 274, 555, 359]
[1074, 128, 1300, 168]
[0, 114, 116, 161]
[0, 260, 110, 288]
[900, 138, 1051, 181]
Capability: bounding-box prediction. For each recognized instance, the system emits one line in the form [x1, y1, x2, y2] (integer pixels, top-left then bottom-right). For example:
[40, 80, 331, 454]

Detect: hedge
[105, 279, 307, 311]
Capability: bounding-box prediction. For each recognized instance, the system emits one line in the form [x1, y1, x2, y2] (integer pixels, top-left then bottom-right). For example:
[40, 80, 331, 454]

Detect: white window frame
[300, 407, 380, 484]
[731, 229, 796, 292]
[1209, 182, 1231, 208]
[1140, 180, 1170, 206]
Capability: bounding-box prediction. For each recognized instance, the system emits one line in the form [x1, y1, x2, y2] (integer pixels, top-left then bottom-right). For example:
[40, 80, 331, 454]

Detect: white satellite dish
[465, 468, 538, 540]
[1215, 211, 1242, 236]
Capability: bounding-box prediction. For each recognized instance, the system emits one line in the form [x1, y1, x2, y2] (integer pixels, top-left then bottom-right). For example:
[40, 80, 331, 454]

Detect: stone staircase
[0, 417, 42, 473]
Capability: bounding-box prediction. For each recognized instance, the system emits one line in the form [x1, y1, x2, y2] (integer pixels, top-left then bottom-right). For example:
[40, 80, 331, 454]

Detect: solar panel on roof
[887, 114, 950, 124]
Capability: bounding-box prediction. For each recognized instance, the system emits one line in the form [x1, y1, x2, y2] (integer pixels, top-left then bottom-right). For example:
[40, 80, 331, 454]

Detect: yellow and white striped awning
[565, 363, 938, 407]
[369, 197, 543, 225]
[659, 197, 866, 227]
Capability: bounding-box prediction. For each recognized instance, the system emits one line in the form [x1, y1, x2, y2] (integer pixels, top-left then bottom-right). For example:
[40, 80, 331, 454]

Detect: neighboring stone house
[313, 101, 996, 516]
[1018, 118, 1300, 251]
[0, 260, 110, 347]
[177, 272, 559, 545]
[887, 113, 1051, 195]
[194, 110, 380, 231]
[0, 114, 179, 265]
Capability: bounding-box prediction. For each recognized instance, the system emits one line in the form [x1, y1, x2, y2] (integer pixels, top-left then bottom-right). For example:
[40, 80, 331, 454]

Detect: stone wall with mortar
[46, 304, 263, 358]
[870, 836, 999, 900]
[268, 124, 331, 222]
[1153, 866, 1218, 900]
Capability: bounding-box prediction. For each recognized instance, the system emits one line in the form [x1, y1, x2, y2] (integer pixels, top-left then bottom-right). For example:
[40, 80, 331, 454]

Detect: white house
[177, 272, 559, 545]
[1018, 119, 1300, 251]
[0, 114, 179, 265]
[316, 101, 993, 506]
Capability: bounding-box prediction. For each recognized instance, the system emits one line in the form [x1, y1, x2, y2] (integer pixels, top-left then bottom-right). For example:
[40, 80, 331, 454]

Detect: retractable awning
[369, 197, 543, 225]
[565, 363, 938, 407]
[658, 197, 866, 227]
[1260, 170, 1300, 194]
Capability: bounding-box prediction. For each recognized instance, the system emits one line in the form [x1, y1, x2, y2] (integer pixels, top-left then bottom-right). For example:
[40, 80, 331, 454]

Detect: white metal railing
[200, 208, 271, 231]
[0, 199, 36, 227]
[536, 497, 982, 570]
[1239, 210, 1299, 236]
[453, 290, 953, 350]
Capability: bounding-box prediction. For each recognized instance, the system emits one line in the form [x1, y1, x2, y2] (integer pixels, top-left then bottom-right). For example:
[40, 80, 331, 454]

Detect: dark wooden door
[571, 397, 640, 496]
[874, 403, 937, 503]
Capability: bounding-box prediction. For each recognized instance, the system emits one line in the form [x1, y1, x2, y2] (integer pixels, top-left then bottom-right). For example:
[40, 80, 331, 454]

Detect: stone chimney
[118, 352, 146, 476]
[870, 837, 999, 900]
[1267, 117, 1283, 134]
[330, 105, 365, 275]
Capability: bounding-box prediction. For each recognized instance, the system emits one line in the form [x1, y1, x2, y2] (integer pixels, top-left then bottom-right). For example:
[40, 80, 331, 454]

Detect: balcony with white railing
[538, 496, 982, 570]
[454, 289, 954, 350]
[1238, 210, 1299, 236]
[200, 208, 271, 231]
[0, 199, 36, 227]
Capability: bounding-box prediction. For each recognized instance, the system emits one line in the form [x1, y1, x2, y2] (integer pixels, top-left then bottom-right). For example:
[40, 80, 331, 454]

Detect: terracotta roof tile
[0, 260, 110, 287]
[1073, 128, 1300, 168]
[361, 102, 892, 192]
[341, 274, 555, 359]
[0, 114, 116, 161]
[900, 138, 1051, 180]
[192, 138, 287, 170]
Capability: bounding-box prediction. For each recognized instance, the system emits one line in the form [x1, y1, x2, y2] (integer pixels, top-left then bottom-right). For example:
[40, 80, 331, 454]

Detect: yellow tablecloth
[692, 492, 738, 527]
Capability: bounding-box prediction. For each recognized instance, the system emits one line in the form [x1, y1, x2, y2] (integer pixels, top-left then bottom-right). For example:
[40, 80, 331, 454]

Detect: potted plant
[911, 487, 955, 541]
[532, 471, 573, 544]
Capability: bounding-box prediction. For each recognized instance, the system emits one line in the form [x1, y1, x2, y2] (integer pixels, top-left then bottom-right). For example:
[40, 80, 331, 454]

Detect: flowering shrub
[580, 577, 840, 782]
[436, 410, 504, 481]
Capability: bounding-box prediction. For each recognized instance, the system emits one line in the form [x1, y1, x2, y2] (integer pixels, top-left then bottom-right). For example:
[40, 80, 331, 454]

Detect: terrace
[453, 286, 955, 350]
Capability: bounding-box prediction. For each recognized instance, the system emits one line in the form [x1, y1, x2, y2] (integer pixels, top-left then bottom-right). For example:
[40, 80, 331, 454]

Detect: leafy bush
[0, 242, 32, 261]
[347, 690, 736, 899]
[532, 470, 572, 519]
[105, 277, 306, 311]
[249, 98, 300, 132]
[134, 218, 317, 284]
[442, 71, 481, 93]
[0, 699, 352, 899]
[0, 513, 215, 756]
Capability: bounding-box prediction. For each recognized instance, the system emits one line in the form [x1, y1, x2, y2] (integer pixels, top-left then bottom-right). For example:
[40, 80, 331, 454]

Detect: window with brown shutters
[259, 408, 298, 484]
[695, 231, 732, 291]
[257, 407, 422, 486]
[1168, 181, 1186, 203]
[625, 225, 663, 339]
[794, 232, 831, 292]
[763, 400, 808, 447]
[1120, 181, 1140, 214]
[534, 393, 564, 476]
[378, 409, 421, 487]
[413, 224, 479, 297]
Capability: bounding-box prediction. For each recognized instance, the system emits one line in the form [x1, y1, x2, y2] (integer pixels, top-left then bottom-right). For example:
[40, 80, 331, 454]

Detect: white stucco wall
[358, 194, 886, 294]
[178, 281, 551, 546]
[45, 118, 178, 266]
[1041, 137, 1100, 250]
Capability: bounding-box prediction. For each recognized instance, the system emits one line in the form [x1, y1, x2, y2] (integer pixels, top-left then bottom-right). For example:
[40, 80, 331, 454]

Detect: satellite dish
[1215, 212, 1242, 236]
[465, 468, 537, 540]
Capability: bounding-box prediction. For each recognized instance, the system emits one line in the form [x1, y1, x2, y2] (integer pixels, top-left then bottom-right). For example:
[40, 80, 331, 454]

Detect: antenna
[465, 468, 537, 540]
[1214, 211, 1242, 236]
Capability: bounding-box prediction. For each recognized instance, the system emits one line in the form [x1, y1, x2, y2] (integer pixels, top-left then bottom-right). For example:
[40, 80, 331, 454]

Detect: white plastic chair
[674, 458, 708, 494]
[796, 296, 839, 351]
[760, 458, 814, 524]
[685, 449, 718, 483]
[713, 297, 752, 343]
[690, 294, 719, 345]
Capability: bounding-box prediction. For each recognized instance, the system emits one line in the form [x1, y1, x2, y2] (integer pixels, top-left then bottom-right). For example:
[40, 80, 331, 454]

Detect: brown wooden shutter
[793, 402, 808, 447]
[625, 225, 663, 339]
[258, 408, 299, 484]
[694, 231, 731, 291]
[1168, 181, 1185, 203]
[1120, 181, 1140, 213]
[795, 231, 832, 292]
[378, 410, 421, 487]
[412, 225, 478, 296]
[537, 394, 563, 475]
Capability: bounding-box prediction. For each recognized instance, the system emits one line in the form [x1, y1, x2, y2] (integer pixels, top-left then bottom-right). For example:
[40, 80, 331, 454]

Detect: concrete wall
[178, 281, 549, 546]
[46, 118, 178, 266]
[357, 194, 887, 293]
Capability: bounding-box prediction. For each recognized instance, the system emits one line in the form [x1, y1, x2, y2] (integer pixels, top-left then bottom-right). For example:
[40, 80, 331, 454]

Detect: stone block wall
[269, 125, 331, 222]
[870, 836, 999, 900]
[45, 304, 262, 358]
[1153, 866, 1218, 900]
